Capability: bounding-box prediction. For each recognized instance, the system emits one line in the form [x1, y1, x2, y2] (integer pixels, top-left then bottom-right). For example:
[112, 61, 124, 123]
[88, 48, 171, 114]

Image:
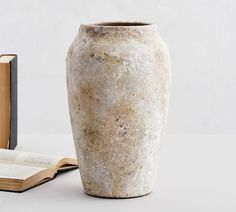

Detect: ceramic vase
[66, 22, 171, 198]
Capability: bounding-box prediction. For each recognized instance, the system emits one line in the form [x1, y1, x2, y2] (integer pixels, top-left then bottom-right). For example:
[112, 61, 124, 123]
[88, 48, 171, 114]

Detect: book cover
[0, 54, 17, 149]
[9, 55, 17, 149]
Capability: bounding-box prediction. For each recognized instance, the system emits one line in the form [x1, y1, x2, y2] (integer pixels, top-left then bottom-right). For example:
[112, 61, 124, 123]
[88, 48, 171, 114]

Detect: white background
[0, 0, 235, 134]
[0, 2, 236, 210]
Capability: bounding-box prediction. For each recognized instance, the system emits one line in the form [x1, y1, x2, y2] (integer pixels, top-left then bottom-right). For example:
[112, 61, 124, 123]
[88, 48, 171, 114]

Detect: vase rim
[81, 22, 155, 28]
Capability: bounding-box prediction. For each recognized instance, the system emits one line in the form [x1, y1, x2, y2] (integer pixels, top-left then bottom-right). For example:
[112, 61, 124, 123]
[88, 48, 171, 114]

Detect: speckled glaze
[66, 22, 171, 198]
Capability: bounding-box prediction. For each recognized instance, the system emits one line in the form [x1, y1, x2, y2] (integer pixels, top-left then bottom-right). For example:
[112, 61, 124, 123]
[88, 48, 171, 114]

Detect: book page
[0, 163, 46, 180]
[0, 149, 63, 169]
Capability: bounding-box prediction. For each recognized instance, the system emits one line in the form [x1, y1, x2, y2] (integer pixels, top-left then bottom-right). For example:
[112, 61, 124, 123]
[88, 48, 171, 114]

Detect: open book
[0, 149, 78, 192]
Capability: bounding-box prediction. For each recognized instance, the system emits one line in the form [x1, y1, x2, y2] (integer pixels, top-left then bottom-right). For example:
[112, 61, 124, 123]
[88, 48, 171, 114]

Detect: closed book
[0, 54, 17, 149]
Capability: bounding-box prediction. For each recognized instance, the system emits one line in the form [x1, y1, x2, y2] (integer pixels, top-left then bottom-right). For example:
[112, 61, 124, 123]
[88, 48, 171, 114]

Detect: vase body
[66, 22, 171, 198]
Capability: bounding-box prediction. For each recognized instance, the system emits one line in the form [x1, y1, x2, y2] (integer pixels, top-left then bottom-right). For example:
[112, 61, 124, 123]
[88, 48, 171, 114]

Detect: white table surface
[0, 134, 235, 212]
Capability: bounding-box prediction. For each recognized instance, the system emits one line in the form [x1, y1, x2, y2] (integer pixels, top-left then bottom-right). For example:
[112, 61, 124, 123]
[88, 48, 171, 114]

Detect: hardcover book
[0, 54, 17, 149]
[0, 149, 78, 192]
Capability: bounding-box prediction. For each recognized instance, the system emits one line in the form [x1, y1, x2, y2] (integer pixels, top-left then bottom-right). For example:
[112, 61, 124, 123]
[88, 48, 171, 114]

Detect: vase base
[84, 190, 152, 199]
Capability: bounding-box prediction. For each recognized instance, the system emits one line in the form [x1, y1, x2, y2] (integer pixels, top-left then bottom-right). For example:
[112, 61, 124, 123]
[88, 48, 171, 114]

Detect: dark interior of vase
[95, 22, 151, 26]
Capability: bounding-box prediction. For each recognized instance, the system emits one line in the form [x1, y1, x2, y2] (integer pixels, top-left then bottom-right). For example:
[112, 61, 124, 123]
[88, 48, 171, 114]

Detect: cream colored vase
[66, 22, 171, 198]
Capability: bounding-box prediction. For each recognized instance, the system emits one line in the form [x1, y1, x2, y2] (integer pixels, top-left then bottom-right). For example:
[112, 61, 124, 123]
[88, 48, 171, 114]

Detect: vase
[66, 22, 171, 198]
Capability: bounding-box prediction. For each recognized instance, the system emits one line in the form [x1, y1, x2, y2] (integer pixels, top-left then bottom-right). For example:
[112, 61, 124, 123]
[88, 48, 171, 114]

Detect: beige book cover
[0, 57, 11, 148]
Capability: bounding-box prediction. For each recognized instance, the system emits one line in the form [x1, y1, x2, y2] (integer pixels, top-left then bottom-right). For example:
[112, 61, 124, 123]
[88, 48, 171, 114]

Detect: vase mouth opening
[83, 22, 154, 27]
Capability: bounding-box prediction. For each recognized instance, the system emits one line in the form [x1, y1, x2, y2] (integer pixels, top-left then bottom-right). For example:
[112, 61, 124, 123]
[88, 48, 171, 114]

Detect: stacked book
[0, 54, 17, 149]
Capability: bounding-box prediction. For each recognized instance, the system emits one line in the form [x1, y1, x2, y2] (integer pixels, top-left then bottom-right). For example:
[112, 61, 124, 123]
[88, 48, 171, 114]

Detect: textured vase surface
[67, 22, 171, 198]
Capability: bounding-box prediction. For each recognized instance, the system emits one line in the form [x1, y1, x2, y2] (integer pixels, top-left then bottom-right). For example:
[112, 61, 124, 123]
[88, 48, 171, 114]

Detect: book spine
[0, 63, 10, 148]
[9, 56, 17, 149]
